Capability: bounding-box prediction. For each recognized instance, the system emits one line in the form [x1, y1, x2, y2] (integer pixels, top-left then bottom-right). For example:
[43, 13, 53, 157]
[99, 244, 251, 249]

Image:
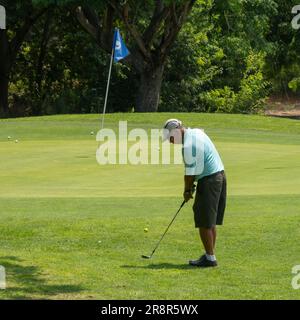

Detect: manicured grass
[0, 113, 300, 299]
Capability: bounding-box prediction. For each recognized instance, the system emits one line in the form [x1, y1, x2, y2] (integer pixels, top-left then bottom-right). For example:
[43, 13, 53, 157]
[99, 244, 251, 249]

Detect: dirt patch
[265, 96, 300, 119]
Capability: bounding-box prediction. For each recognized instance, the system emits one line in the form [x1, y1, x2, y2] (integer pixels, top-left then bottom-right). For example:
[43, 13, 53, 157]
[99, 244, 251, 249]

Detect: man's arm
[183, 175, 195, 202]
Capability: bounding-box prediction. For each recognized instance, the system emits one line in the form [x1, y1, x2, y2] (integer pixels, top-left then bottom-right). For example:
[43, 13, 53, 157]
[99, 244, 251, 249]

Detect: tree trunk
[0, 30, 10, 117]
[136, 65, 164, 112]
[0, 76, 9, 117]
[34, 9, 53, 116]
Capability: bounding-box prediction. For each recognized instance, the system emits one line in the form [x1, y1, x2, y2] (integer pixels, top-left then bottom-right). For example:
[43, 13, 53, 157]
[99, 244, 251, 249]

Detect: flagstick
[101, 46, 115, 129]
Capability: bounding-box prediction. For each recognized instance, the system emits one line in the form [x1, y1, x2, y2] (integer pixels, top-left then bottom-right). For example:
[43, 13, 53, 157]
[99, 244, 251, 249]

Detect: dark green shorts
[193, 171, 227, 229]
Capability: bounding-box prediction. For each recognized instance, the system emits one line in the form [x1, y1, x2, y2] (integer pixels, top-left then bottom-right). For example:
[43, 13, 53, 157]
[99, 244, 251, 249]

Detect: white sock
[206, 254, 216, 262]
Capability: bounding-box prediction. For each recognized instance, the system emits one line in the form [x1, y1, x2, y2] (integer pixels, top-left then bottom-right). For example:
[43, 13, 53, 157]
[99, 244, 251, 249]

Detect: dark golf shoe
[189, 254, 206, 266]
[189, 255, 218, 268]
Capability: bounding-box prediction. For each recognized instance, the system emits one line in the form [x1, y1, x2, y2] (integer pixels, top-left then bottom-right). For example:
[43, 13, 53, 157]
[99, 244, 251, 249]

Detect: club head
[141, 255, 151, 259]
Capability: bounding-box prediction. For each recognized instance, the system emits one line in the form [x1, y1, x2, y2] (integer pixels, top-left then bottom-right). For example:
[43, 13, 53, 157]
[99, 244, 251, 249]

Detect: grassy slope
[0, 113, 299, 299]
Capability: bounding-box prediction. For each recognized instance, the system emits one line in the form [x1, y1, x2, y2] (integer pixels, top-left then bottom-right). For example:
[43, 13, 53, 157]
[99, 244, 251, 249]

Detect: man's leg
[190, 174, 222, 267]
[189, 227, 217, 267]
[212, 225, 217, 249]
[199, 227, 214, 255]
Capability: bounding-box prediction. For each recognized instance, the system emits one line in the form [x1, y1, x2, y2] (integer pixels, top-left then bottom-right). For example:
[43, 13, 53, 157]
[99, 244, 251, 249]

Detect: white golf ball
[8, 136, 11, 140]
[90, 131, 94, 135]
[15, 140, 19, 143]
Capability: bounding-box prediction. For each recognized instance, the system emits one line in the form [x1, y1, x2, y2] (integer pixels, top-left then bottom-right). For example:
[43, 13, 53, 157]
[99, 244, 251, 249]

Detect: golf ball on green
[15, 140, 19, 143]
[144, 228, 148, 233]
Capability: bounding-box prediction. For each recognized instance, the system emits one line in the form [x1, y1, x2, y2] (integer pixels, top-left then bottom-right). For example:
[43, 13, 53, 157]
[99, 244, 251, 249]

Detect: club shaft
[149, 200, 186, 257]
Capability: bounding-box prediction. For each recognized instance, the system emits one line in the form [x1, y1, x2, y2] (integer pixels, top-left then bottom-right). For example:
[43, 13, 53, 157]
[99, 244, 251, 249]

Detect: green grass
[0, 113, 300, 299]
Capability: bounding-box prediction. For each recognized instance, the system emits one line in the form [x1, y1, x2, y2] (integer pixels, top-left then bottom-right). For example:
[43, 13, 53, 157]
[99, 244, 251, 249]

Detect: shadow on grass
[0, 256, 83, 299]
[122, 263, 196, 270]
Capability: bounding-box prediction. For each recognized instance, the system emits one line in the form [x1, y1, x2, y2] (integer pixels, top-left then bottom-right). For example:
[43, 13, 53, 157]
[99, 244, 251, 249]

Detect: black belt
[201, 170, 224, 180]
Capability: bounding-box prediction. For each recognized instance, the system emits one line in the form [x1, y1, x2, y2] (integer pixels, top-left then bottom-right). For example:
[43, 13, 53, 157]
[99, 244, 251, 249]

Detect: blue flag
[113, 29, 130, 63]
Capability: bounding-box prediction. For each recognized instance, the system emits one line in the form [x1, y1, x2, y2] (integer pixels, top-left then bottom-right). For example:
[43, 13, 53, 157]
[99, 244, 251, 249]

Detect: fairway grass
[0, 113, 300, 299]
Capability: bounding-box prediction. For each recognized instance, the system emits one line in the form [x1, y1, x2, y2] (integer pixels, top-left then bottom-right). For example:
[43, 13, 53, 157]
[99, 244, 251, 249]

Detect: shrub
[199, 51, 269, 114]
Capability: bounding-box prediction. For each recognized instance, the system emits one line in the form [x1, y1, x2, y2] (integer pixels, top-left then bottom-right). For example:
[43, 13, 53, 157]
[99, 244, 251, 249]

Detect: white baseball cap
[162, 119, 183, 141]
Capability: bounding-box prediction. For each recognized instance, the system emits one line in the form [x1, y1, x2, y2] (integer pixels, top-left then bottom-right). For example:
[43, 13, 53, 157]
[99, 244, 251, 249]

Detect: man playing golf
[163, 119, 227, 268]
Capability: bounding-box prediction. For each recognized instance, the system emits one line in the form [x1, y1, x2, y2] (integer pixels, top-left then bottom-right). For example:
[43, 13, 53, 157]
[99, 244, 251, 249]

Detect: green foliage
[160, 0, 223, 112]
[264, 0, 300, 96]
[160, 1, 273, 113]
[234, 51, 270, 113]
[199, 52, 269, 113]
[288, 77, 300, 93]
[9, 6, 136, 116]
[200, 86, 236, 113]
[3, 0, 300, 116]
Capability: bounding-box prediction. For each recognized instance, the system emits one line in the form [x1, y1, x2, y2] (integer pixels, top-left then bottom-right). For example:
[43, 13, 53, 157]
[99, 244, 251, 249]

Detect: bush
[288, 77, 300, 93]
[234, 52, 270, 113]
[199, 86, 236, 113]
[199, 52, 269, 114]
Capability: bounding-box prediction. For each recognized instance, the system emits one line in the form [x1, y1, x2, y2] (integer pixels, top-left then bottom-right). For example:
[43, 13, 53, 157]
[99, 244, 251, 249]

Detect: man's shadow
[0, 256, 84, 299]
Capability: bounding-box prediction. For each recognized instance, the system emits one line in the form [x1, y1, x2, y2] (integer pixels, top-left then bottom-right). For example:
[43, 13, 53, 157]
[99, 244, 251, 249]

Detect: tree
[0, 0, 49, 117]
[73, 0, 196, 112]
[160, 0, 223, 112]
[264, 0, 300, 96]
[9, 5, 136, 116]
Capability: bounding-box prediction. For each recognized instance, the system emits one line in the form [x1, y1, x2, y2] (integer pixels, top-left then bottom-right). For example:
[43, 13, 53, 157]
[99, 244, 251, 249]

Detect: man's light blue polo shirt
[183, 128, 224, 180]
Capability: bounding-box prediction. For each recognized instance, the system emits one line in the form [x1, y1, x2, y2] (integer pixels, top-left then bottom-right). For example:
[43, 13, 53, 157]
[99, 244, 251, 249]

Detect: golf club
[141, 200, 186, 259]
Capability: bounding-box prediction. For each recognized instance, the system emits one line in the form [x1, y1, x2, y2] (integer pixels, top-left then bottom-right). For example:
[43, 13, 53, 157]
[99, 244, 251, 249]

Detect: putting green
[0, 113, 299, 299]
